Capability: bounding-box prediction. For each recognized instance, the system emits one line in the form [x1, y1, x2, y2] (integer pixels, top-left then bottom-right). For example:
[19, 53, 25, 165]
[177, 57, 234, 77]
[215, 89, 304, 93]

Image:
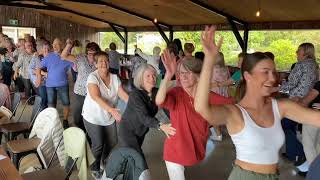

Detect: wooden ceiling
[4, 0, 320, 31]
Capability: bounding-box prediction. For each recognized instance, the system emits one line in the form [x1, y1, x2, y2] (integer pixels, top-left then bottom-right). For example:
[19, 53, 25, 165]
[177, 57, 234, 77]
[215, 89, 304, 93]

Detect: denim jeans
[37, 85, 48, 110]
[281, 118, 305, 161]
[46, 85, 70, 107]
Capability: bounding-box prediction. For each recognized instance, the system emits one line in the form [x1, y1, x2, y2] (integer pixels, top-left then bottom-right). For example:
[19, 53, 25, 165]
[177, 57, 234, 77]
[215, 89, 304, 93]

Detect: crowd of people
[1, 25, 320, 180]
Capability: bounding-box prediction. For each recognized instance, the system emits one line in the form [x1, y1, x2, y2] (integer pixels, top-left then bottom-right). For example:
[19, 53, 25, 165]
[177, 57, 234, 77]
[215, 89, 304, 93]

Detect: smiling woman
[118, 63, 176, 171]
[194, 25, 320, 180]
[81, 52, 129, 179]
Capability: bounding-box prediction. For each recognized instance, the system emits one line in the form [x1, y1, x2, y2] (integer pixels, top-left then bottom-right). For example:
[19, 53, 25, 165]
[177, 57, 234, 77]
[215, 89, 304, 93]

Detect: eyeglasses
[87, 52, 96, 55]
[178, 71, 192, 76]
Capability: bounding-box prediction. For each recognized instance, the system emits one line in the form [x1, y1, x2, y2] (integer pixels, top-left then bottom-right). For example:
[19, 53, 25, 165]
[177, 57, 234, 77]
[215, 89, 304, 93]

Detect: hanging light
[256, 10, 260, 17]
[256, 0, 261, 17]
[153, 4, 159, 23]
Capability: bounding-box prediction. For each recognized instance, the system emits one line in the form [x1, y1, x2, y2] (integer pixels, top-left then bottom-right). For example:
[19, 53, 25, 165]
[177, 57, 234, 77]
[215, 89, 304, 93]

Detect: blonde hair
[299, 43, 315, 60]
[184, 43, 195, 54]
[133, 64, 157, 90]
[215, 52, 225, 67]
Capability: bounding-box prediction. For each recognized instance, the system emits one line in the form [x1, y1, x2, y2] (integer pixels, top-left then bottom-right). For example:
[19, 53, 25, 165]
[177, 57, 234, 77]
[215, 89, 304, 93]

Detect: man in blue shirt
[39, 38, 73, 128]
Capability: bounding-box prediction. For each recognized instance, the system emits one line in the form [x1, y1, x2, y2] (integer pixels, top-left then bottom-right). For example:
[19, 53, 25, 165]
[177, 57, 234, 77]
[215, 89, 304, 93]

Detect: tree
[267, 39, 296, 70]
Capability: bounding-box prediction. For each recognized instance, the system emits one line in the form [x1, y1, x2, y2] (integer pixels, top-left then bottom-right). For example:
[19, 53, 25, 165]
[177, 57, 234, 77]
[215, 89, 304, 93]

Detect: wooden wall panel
[0, 5, 99, 43]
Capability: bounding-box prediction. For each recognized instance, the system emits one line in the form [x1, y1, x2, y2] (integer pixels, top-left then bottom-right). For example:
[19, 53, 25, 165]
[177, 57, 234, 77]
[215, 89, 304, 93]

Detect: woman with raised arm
[194, 26, 320, 180]
[156, 49, 233, 180]
[61, 39, 101, 132]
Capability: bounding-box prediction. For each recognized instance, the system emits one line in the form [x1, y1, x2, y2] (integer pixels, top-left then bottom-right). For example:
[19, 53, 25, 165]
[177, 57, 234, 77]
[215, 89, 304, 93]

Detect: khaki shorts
[228, 165, 279, 180]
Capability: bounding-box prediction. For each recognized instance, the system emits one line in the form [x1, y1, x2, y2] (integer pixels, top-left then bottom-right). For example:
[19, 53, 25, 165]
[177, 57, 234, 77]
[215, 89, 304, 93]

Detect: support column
[243, 26, 249, 53]
[227, 17, 249, 53]
[169, 28, 174, 42]
[153, 22, 169, 44]
[124, 28, 128, 54]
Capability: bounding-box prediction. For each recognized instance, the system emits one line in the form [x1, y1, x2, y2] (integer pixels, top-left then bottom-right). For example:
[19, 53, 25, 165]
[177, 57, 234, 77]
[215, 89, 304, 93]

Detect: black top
[310, 81, 320, 105]
[121, 87, 159, 136]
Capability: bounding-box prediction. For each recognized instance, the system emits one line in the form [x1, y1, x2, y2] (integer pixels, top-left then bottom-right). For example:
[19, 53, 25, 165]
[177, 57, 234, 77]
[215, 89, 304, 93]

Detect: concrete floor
[11, 74, 306, 180]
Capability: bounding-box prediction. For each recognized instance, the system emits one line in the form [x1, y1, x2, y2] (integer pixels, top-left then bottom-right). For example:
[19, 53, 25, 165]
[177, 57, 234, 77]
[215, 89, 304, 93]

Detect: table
[0, 146, 22, 180]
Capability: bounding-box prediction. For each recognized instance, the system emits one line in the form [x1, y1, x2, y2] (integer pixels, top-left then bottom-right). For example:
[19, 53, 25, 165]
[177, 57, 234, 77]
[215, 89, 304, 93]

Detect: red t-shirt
[161, 87, 233, 166]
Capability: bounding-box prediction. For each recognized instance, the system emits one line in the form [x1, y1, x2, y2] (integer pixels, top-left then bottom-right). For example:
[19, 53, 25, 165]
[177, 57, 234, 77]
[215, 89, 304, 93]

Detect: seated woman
[118, 63, 175, 163]
[81, 52, 129, 179]
[156, 50, 233, 180]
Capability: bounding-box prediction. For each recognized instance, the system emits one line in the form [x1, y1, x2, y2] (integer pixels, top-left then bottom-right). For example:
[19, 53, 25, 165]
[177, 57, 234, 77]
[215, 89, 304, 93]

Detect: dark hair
[235, 52, 271, 102]
[195, 51, 205, 61]
[43, 40, 52, 49]
[109, 42, 116, 50]
[73, 40, 81, 47]
[173, 39, 183, 52]
[167, 42, 179, 56]
[86, 42, 101, 54]
[264, 52, 275, 60]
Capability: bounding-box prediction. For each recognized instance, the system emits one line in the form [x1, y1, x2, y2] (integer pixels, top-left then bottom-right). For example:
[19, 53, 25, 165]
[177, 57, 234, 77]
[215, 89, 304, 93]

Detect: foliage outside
[100, 30, 320, 71]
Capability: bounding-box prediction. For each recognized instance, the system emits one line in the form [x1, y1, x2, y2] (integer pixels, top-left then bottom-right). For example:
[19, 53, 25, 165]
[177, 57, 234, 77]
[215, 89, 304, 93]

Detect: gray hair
[36, 39, 45, 52]
[133, 63, 157, 90]
[153, 46, 161, 56]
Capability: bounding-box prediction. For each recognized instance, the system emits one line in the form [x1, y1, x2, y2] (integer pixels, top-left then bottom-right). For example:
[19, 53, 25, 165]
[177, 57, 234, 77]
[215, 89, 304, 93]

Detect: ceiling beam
[37, 0, 126, 29]
[0, 1, 126, 29]
[55, 0, 171, 29]
[187, 0, 247, 25]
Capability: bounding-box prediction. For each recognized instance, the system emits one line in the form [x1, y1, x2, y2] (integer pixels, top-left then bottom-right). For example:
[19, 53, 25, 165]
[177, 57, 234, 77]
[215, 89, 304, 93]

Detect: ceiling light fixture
[153, 18, 158, 23]
[153, 4, 159, 23]
[256, 0, 261, 17]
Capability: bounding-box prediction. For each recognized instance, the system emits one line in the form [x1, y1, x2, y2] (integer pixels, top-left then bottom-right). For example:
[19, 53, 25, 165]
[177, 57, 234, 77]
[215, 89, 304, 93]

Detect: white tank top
[230, 99, 285, 164]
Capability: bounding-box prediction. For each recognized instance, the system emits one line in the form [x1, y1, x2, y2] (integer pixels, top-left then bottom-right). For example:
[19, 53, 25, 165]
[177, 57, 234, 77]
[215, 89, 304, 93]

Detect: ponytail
[235, 79, 246, 103]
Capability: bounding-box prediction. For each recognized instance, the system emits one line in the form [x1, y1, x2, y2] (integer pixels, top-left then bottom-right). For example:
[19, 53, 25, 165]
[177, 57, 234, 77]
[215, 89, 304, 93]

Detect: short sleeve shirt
[82, 71, 121, 126]
[73, 54, 96, 96]
[231, 70, 242, 83]
[40, 53, 73, 87]
[29, 54, 45, 86]
[160, 87, 234, 166]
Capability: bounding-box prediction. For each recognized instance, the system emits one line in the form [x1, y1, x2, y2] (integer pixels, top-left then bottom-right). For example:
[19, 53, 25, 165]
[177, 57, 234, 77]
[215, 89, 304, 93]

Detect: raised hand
[66, 38, 73, 46]
[201, 25, 223, 59]
[161, 48, 177, 79]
